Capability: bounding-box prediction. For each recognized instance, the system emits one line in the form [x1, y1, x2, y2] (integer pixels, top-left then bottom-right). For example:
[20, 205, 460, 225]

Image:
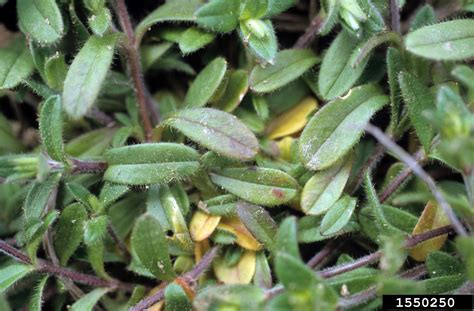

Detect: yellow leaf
[267, 97, 318, 139]
[213, 250, 256, 284]
[409, 201, 451, 262]
[218, 217, 262, 251]
[276, 136, 294, 161]
[190, 211, 221, 242]
[194, 239, 211, 263]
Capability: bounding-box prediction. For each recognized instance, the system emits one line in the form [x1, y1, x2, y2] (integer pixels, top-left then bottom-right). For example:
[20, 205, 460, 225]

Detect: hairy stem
[114, 0, 158, 142]
[307, 239, 341, 269]
[294, 12, 324, 49]
[390, 0, 401, 34]
[365, 124, 467, 236]
[70, 158, 108, 174]
[0, 239, 133, 291]
[107, 223, 131, 263]
[130, 247, 220, 311]
[378, 147, 426, 202]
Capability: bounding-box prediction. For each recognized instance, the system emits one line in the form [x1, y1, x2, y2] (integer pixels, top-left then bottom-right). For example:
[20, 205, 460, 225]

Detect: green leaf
[301, 158, 352, 215]
[240, 0, 268, 19]
[178, 27, 216, 54]
[67, 183, 97, 212]
[456, 236, 474, 281]
[165, 108, 259, 160]
[410, 4, 436, 31]
[254, 251, 272, 289]
[17, 0, 64, 44]
[23, 173, 61, 222]
[275, 216, 299, 259]
[299, 84, 387, 170]
[70, 288, 108, 311]
[298, 215, 359, 243]
[164, 283, 192, 311]
[318, 30, 369, 100]
[99, 183, 129, 209]
[193, 285, 265, 310]
[54, 203, 88, 266]
[320, 195, 357, 236]
[104, 143, 200, 185]
[63, 34, 118, 119]
[452, 65, 474, 91]
[44, 54, 68, 91]
[386, 47, 407, 127]
[214, 69, 249, 112]
[405, 20, 474, 60]
[195, 0, 240, 33]
[0, 263, 33, 294]
[28, 276, 48, 311]
[84, 216, 109, 279]
[264, 0, 297, 18]
[249, 49, 319, 93]
[131, 214, 175, 281]
[426, 252, 464, 278]
[136, 0, 203, 42]
[210, 167, 299, 206]
[275, 252, 319, 290]
[184, 57, 227, 108]
[239, 19, 277, 62]
[26, 211, 59, 262]
[399, 72, 435, 152]
[88, 7, 111, 36]
[39, 95, 65, 162]
[236, 201, 277, 251]
[0, 36, 34, 89]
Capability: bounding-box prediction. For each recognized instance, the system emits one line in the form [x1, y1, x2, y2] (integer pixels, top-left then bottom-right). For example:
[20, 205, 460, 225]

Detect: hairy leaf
[405, 20, 474, 60]
[210, 167, 299, 206]
[299, 84, 387, 170]
[39, 95, 65, 162]
[165, 108, 259, 160]
[17, 0, 64, 44]
[250, 49, 319, 93]
[63, 34, 118, 119]
[184, 57, 227, 108]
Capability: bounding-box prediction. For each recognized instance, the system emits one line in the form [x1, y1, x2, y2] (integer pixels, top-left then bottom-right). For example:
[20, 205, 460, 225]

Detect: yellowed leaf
[218, 217, 262, 251]
[213, 250, 256, 284]
[190, 210, 221, 242]
[276, 136, 294, 161]
[194, 239, 211, 263]
[409, 201, 451, 262]
[267, 97, 318, 139]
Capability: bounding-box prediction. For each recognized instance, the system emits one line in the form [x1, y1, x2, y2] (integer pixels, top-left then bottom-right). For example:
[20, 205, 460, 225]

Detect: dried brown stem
[307, 239, 341, 269]
[70, 159, 108, 174]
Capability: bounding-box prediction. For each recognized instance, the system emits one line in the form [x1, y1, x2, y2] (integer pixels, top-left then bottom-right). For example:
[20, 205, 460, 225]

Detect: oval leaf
[0, 263, 33, 295]
[165, 108, 259, 160]
[132, 214, 176, 281]
[318, 30, 369, 100]
[17, 0, 64, 44]
[236, 201, 277, 251]
[190, 210, 221, 242]
[195, 0, 240, 33]
[301, 158, 352, 215]
[210, 167, 299, 206]
[299, 84, 388, 170]
[54, 203, 88, 266]
[249, 49, 319, 93]
[320, 195, 357, 236]
[405, 19, 474, 60]
[70, 288, 108, 311]
[104, 143, 200, 185]
[0, 36, 34, 89]
[63, 34, 118, 119]
[409, 201, 451, 262]
[213, 250, 256, 284]
[39, 95, 65, 162]
[184, 57, 227, 108]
